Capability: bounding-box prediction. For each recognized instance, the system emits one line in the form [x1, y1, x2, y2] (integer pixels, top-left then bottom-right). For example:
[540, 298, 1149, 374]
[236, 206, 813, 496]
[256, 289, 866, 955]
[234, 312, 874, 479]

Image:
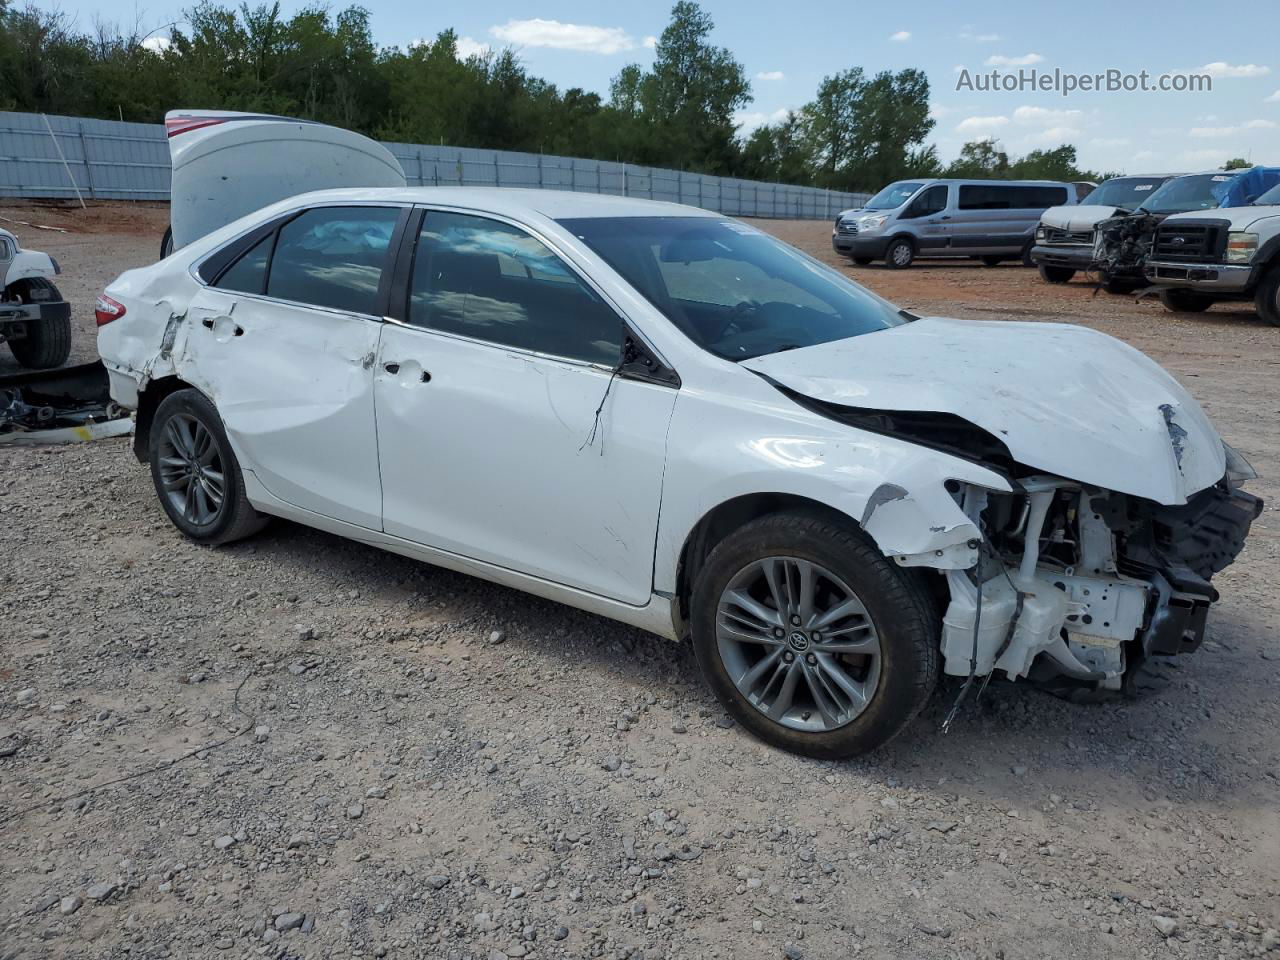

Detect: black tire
[980, 255, 1003, 267]
[1020, 243, 1036, 268]
[5, 278, 71, 369]
[690, 512, 940, 759]
[160, 226, 174, 260]
[1100, 272, 1141, 295]
[1254, 268, 1280, 326]
[1038, 264, 1076, 284]
[148, 389, 267, 545]
[1159, 289, 1214, 313]
[852, 257, 873, 266]
[883, 237, 914, 269]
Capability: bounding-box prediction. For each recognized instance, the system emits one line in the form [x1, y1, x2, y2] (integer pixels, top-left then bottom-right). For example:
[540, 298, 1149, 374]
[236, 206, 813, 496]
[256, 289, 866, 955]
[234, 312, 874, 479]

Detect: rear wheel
[980, 255, 1003, 267]
[5, 278, 70, 369]
[149, 389, 267, 545]
[1159, 289, 1215, 313]
[852, 257, 873, 266]
[160, 226, 174, 259]
[1038, 264, 1076, 284]
[691, 512, 939, 759]
[884, 238, 914, 269]
[1255, 268, 1280, 326]
[1020, 242, 1036, 268]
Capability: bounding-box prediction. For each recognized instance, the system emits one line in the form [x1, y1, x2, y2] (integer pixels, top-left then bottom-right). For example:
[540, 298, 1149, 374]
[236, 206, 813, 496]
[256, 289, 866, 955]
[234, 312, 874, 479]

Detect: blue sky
[111, 0, 1280, 174]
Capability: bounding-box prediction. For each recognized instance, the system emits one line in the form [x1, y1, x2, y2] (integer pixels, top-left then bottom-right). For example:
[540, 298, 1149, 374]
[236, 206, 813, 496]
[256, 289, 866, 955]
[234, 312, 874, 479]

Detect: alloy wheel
[715, 556, 882, 732]
[156, 413, 226, 526]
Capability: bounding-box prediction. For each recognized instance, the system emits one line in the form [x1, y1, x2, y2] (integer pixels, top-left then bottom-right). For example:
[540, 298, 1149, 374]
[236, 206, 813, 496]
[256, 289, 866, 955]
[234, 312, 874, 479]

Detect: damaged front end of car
[1092, 212, 1164, 288]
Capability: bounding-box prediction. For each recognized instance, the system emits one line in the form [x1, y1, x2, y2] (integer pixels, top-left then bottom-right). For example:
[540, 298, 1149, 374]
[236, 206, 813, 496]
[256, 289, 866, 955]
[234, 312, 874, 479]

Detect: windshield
[1254, 183, 1280, 205]
[863, 181, 925, 210]
[560, 217, 905, 362]
[1139, 174, 1229, 214]
[1083, 177, 1168, 211]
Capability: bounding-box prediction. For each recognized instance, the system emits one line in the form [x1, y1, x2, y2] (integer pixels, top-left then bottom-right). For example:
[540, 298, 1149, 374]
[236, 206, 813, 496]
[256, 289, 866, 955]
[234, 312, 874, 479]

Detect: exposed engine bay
[942, 471, 1262, 693]
[1092, 212, 1164, 283]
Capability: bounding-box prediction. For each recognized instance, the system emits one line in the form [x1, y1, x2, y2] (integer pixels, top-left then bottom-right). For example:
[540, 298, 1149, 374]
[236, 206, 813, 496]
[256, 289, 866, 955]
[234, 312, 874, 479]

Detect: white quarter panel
[375, 325, 677, 605]
[179, 288, 383, 528]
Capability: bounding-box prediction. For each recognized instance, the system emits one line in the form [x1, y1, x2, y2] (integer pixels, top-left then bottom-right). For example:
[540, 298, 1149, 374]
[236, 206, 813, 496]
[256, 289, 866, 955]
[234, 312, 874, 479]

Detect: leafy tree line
[0, 0, 1103, 190]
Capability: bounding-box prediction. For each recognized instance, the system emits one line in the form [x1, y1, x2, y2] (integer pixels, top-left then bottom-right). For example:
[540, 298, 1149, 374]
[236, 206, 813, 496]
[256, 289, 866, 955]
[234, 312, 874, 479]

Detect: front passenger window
[408, 212, 621, 365]
[902, 185, 947, 218]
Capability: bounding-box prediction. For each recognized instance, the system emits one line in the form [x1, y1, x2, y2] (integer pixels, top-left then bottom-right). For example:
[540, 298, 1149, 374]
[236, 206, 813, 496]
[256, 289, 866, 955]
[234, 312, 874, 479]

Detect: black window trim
[193, 201, 412, 321]
[383, 203, 679, 386]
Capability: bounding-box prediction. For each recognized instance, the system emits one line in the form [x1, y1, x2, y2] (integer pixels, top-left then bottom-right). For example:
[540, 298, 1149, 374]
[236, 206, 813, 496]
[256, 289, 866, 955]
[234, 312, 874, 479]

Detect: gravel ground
[2, 201, 1278, 960]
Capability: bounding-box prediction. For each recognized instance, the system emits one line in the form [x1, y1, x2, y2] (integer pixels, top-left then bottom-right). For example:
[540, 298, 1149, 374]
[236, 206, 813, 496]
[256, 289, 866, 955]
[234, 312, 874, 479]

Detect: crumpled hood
[1040, 204, 1122, 233]
[743, 316, 1226, 505]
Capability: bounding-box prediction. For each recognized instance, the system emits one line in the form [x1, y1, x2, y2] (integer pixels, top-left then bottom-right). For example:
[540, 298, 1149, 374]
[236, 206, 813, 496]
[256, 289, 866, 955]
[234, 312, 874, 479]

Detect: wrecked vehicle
[0, 361, 131, 444]
[1093, 168, 1280, 293]
[95, 118, 1262, 759]
[1144, 181, 1280, 324]
[1031, 174, 1177, 284]
[0, 226, 72, 368]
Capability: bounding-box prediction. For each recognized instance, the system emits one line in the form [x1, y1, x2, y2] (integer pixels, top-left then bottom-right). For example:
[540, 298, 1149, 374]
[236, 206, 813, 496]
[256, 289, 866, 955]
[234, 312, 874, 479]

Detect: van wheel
[980, 256, 1003, 267]
[884, 238, 914, 269]
[1038, 264, 1076, 284]
[853, 257, 873, 266]
[149, 389, 268, 545]
[1100, 272, 1140, 295]
[5, 279, 71, 369]
[1159, 289, 1214, 313]
[1020, 243, 1036, 268]
[1255, 268, 1280, 326]
[690, 512, 939, 759]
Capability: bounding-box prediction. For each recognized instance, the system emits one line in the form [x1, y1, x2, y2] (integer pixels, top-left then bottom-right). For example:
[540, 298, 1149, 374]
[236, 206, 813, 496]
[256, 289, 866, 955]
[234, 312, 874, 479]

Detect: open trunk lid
[165, 111, 407, 250]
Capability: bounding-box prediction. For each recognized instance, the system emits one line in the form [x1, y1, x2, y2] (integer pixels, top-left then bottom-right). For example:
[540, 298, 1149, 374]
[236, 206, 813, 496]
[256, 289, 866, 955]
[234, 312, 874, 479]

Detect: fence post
[622, 163, 628, 197]
[76, 121, 97, 200]
[417, 151, 424, 186]
[537, 153, 543, 188]
[493, 152, 501, 187]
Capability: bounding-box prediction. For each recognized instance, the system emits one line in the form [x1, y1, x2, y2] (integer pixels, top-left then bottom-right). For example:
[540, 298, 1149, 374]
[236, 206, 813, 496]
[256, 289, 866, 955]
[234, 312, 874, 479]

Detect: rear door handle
[383, 361, 431, 382]
[200, 316, 244, 336]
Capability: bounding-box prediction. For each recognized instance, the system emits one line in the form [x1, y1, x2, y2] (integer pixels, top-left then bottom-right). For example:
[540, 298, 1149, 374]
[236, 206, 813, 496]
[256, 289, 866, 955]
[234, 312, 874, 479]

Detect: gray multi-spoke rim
[157, 413, 225, 527]
[891, 243, 911, 266]
[716, 556, 881, 733]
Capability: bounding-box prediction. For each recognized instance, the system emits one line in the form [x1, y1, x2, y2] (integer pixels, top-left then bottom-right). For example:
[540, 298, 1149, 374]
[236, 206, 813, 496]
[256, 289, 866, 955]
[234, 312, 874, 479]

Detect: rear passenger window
[213, 233, 273, 295]
[408, 211, 621, 365]
[266, 206, 400, 314]
[959, 185, 1068, 209]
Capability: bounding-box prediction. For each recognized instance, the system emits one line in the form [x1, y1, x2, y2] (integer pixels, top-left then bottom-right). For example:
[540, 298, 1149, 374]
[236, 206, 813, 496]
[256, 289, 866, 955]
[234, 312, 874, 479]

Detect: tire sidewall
[1255, 270, 1280, 326]
[884, 238, 914, 269]
[148, 389, 245, 544]
[691, 515, 936, 759]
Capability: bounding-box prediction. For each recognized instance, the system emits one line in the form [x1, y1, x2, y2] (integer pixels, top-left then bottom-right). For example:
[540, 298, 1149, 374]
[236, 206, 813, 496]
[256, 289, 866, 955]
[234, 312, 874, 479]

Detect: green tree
[1224, 157, 1252, 170]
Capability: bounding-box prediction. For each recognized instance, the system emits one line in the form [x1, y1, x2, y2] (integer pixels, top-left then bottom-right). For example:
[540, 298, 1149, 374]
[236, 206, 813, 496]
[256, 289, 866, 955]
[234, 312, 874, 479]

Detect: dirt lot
[2, 201, 1278, 960]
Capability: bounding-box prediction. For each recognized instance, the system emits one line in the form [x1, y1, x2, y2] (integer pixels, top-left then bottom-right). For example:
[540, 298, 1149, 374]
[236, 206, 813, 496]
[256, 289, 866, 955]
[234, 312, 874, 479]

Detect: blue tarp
[1212, 166, 1280, 207]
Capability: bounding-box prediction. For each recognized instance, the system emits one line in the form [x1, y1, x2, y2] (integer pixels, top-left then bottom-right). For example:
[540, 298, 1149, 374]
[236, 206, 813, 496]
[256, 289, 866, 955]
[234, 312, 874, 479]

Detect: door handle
[201, 317, 214, 329]
[383, 361, 430, 382]
[200, 316, 244, 336]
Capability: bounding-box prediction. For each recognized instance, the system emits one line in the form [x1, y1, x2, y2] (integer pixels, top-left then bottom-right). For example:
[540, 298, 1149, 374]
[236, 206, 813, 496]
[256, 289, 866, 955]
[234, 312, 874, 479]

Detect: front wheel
[1254, 268, 1280, 326]
[1038, 264, 1076, 284]
[883, 238, 914, 269]
[149, 389, 267, 544]
[1100, 272, 1141, 295]
[1159, 289, 1214, 313]
[5, 278, 71, 368]
[691, 512, 940, 759]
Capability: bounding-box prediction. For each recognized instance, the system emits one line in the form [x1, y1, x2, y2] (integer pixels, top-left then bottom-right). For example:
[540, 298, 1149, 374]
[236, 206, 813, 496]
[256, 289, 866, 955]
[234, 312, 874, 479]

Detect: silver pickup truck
[1145, 182, 1280, 325]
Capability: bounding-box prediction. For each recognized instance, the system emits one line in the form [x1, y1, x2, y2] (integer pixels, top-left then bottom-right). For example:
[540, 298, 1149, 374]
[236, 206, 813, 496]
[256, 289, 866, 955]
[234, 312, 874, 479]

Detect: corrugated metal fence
[0, 111, 868, 219]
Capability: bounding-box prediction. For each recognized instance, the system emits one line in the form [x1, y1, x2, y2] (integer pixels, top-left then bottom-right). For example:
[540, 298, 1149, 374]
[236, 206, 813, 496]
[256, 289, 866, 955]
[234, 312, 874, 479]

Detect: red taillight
[95, 294, 126, 326]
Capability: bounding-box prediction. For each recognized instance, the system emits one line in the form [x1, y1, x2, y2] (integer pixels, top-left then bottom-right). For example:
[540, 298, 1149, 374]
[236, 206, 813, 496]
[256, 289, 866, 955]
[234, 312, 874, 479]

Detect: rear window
[212, 233, 273, 295]
[958, 184, 1068, 210]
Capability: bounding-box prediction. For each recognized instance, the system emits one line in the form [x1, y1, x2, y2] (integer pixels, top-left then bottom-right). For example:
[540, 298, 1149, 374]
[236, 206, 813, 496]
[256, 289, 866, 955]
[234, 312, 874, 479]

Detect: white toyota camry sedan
[97, 174, 1261, 758]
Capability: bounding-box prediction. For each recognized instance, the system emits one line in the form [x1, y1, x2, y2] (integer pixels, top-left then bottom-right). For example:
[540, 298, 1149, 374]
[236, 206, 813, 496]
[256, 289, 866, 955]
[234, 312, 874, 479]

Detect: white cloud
[1131, 150, 1156, 162]
[1198, 62, 1271, 79]
[456, 36, 491, 59]
[489, 18, 636, 55]
[1190, 119, 1276, 138]
[642, 35, 657, 49]
[956, 115, 1009, 133]
[1012, 105, 1083, 126]
[1266, 89, 1280, 103]
[140, 34, 170, 53]
[735, 107, 791, 133]
[890, 30, 911, 42]
[755, 70, 785, 81]
[928, 104, 953, 120]
[1020, 125, 1082, 146]
[1177, 147, 1246, 167]
[985, 53, 1043, 67]
[1089, 137, 1131, 148]
[958, 28, 999, 42]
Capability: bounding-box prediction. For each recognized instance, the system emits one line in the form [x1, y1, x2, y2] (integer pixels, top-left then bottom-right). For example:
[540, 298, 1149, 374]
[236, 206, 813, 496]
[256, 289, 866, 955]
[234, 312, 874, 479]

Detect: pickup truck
[1145, 181, 1280, 325]
[0, 227, 72, 368]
